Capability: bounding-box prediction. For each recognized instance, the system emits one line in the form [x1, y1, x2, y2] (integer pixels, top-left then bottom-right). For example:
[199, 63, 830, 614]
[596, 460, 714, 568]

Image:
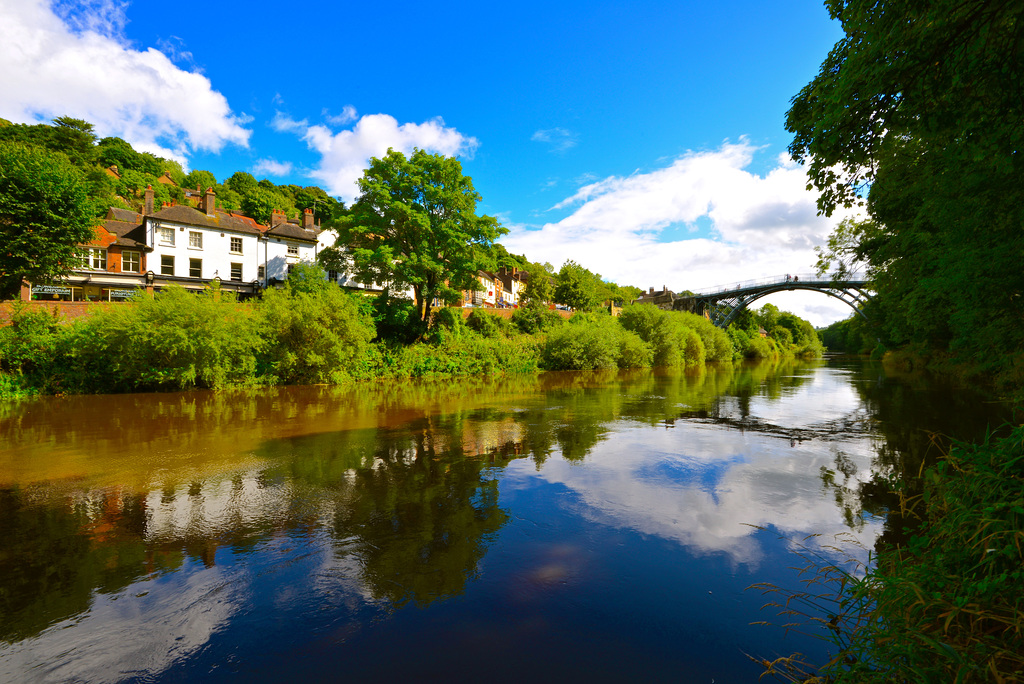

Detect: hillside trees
[336, 148, 506, 332]
[789, 0, 1024, 378]
[0, 143, 96, 298]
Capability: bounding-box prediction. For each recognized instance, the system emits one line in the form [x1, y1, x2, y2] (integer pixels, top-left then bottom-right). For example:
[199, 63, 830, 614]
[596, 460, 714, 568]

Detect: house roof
[106, 207, 142, 224]
[101, 219, 150, 250]
[149, 204, 263, 235]
[266, 221, 319, 242]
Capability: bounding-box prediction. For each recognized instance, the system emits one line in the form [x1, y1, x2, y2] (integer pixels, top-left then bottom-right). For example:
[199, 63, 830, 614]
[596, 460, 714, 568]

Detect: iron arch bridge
[676, 273, 872, 329]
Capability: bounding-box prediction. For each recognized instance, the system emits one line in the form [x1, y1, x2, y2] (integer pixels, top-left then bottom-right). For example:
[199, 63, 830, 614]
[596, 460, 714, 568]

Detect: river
[0, 358, 1010, 683]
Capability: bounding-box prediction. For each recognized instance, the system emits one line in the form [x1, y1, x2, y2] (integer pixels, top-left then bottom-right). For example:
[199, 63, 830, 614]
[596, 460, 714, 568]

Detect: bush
[541, 313, 650, 371]
[79, 285, 264, 391]
[465, 309, 508, 338]
[511, 303, 565, 334]
[0, 302, 63, 378]
[258, 285, 376, 385]
[677, 311, 733, 362]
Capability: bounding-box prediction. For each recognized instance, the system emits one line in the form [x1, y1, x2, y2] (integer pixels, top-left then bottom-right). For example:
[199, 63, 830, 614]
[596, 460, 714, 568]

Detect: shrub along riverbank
[757, 426, 1024, 683]
[0, 279, 823, 397]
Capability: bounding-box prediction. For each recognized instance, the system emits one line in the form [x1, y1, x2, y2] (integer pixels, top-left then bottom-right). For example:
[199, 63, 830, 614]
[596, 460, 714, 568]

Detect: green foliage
[371, 292, 423, 344]
[257, 285, 375, 385]
[284, 261, 330, 296]
[541, 313, 649, 371]
[618, 305, 733, 367]
[367, 335, 540, 378]
[519, 262, 554, 307]
[339, 148, 507, 329]
[756, 425, 1024, 683]
[510, 302, 565, 335]
[75, 286, 262, 391]
[241, 188, 276, 224]
[789, 0, 1024, 386]
[0, 142, 96, 298]
[0, 303, 63, 385]
[226, 171, 257, 196]
[553, 259, 603, 311]
[183, 169, 217, 191]
[465, 310, 508, 339]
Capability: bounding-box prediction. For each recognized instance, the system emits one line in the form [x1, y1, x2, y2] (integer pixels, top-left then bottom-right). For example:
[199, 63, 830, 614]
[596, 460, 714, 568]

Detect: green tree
[0, 143, 96, 298]
[788, 0, 1024, 380]
[519, 261, 553, 306]
[183, 169, 217, 191]
[338, 148, 506, 331]
[226, 171, 257, 196]
[241, 188, 276, 224]
[553, 260, 602, 311]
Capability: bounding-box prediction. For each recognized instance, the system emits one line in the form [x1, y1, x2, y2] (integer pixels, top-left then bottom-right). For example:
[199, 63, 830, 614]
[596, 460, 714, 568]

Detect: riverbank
[761, 424, 1024, 683]
[0, 285, 822, 398]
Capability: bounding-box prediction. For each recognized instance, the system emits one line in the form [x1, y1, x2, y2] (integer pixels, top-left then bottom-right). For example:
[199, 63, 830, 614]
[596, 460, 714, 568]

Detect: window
[230, 237, 242, 254]
[77, 248, 107, 270]
[159, 226, 175, 245]
[122, 251, 140, 273]
[287, 264, 295, 275]
[230, 262, 242, 282]
[257, 265, 265, 280]
[161, 255, 174, 276]
[327, 270, 338, 282]
[189, 258, 202, 278]
[287, 243, 299, 257]
[189, 231, 203, 249]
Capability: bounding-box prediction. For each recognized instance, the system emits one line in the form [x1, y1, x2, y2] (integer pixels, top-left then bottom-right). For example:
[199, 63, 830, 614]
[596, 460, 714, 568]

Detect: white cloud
[532, 127, 578, 152]
[300, 113, 479, 202]
[270, 111, 308, 133]
[0, 0, 250, 161]
[323, 105, 358, 126]
[252, 158, 293, 177]
[501, 140, 861, 326]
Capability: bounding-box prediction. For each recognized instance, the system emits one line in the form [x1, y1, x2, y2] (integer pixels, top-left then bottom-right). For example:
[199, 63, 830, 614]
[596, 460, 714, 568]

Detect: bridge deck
[693, 273, 869, 298]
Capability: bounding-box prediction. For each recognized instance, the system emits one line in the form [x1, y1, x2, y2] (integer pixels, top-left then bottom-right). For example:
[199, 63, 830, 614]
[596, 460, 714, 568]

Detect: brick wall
[0, 301, 119, 325]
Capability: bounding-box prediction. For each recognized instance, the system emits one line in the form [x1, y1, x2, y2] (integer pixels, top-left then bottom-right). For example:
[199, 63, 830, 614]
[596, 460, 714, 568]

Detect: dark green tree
[789, 0, 1024, 379]
[0, 143, 96, 298]
[338, 148, 506, 330]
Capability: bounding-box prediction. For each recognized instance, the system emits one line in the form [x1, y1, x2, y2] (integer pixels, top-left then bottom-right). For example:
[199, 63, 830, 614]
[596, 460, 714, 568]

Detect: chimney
[271, 209, 287, 227]
[302, 208, 314, 229]
[144, 185, 154, 216]
[649, 287, 654, 294]
[201, 187, 216, 215]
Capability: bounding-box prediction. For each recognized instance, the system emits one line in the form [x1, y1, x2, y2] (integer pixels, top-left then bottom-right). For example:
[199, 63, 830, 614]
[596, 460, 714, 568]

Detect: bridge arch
[676, 274, 872, 329]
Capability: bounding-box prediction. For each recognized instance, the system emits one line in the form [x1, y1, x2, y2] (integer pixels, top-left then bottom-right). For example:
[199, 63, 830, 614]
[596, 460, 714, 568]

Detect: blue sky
[0, 0, 859, 325]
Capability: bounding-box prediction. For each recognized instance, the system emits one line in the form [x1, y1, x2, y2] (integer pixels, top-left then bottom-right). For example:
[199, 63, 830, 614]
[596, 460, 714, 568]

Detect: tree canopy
[0, 143, 96, 298]
[336, 148, 506, 331]
[789, 0, 1024, 381]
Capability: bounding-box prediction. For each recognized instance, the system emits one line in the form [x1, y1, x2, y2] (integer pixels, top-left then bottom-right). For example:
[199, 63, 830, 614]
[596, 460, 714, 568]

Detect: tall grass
[751, 425, 1024, 683]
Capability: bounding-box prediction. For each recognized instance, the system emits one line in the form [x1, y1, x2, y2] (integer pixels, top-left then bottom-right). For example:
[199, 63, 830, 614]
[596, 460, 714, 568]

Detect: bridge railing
[693, 272, 868, 296]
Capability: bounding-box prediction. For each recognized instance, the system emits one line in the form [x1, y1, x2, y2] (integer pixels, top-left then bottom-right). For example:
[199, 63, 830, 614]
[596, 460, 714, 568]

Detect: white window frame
[122, 250, 140, 273]
[188, 231, 203, 249]
[230, 237, 243, 254]
[189, 258, 202, 278]
[161, 255, 174, 276]
[159, 226, 175, 246]
[78, 248, 107, 271]
[230, 262, 242, 282]
[287, 243, 299, 257]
